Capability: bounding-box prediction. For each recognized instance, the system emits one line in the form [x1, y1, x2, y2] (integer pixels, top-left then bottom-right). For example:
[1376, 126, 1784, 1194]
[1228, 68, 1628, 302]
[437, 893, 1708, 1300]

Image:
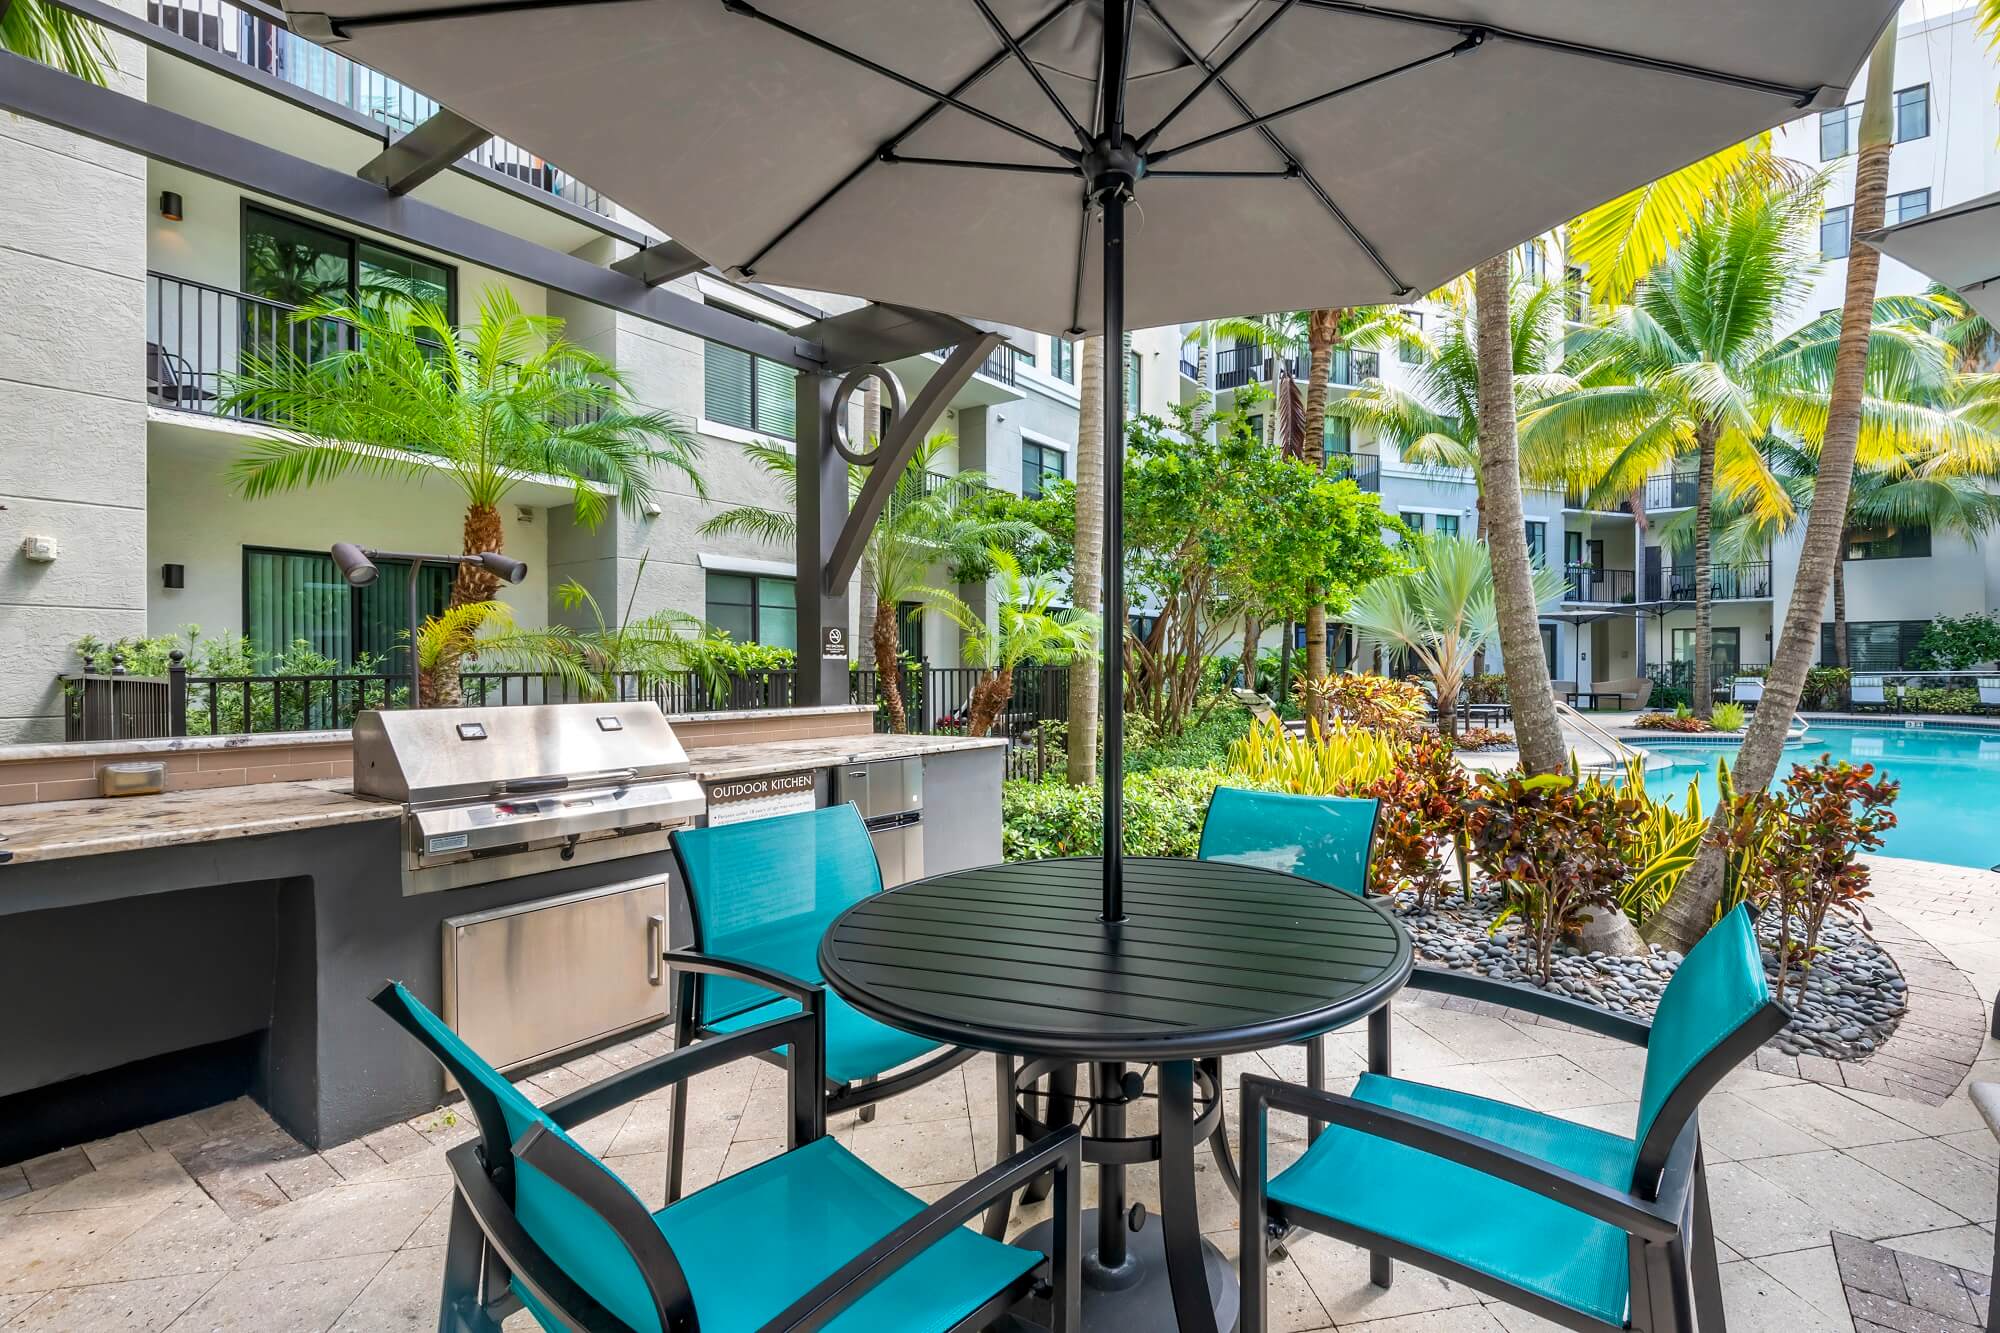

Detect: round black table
[820, 856, 1412, 1333]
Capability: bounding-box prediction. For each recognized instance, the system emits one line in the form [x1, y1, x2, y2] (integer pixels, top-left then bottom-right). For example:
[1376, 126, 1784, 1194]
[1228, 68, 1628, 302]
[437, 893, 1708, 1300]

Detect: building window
[1846, 522, 1931, 560]
[1402, 511, 1425, 534]
[1672, 627, 1742, 676]
[896, 600, 923, 661]
[1399, 311, 1423, 364]
[1821, 205, 1851, 260]
[1022, 439, 1066, 498]
[1821, 620, 1929, 670]
[1324, 416, 1351, 453]
[243, 546, 451, 674]
[1564, 265, 1588, 321]
[1124, 349, 1141, 416]
[1888, 188, 1931, 226]
[703, 339, 797, 439]
[1819, 103, 1860, 160]
[1525, 521, 1547, 563]
[1434, 513, 1460, 539]
[1050, 338, 1074, 383]
[243, 206, 455, 321]
[704, 572, 796, 650]
[1895, 84, 1930, 143]
[1515, 241, 1545, 282]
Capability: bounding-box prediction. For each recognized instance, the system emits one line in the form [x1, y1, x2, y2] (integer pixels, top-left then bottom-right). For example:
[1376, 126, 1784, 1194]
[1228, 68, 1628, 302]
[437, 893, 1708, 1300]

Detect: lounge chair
[1233, 685, 1308, 736]
[1979, 678, 2000, 714]
[1851, 674, 1887, 712]
[372, 979, 1081, 1333]
[1240, 904, 1788, 1333]
[1590, 677, 1653, 712]
[663, 805, 976, 1203]
[1731, 677, 1764, 710]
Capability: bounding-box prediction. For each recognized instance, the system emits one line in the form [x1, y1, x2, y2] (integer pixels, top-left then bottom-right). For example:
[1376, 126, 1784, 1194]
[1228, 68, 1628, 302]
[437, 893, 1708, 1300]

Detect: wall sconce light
[161, 563, 185, 589]
[158, 191, 184, 222]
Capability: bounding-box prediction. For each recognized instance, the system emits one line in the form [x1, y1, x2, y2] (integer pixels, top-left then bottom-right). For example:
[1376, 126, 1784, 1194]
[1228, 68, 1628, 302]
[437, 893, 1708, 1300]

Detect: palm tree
[699, 435, 1032, 733]
[1346, 534, 1566, 741]
[415, 601, 590, 707]
[553, 555, 726, 702]
[1523, 182, 1953, 718]
[3, 0, 112, 83]
[1067, 336, 1106, 785]
[223, 288, 702, 607]
[1211, 306, 1419, 677]
[927, 550, 1097, 738]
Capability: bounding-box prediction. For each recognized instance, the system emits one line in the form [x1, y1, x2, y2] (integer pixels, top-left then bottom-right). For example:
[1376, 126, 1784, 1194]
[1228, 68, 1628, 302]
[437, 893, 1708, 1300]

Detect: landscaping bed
[1399, 887, 1907, 1060]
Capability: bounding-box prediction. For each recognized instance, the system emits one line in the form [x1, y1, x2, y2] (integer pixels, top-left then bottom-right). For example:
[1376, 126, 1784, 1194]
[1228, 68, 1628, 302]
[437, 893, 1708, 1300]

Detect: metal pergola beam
[0, 48, 823, 368]
[609, 239, 709, 288]
[358, 108, 493, 195]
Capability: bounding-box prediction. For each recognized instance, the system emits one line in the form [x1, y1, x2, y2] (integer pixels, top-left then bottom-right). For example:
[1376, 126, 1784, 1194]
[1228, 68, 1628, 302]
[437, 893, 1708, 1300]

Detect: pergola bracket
[609, 239, 709, 287]
[358, 108, 492, 195]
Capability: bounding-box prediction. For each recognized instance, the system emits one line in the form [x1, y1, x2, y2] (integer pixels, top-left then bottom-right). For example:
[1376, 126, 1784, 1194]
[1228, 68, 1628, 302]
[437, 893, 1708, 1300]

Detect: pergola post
[794, 369, 851, 707]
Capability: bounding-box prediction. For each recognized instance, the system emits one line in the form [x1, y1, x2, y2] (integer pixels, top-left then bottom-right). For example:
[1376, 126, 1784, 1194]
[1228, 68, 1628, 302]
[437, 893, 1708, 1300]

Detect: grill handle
[496, 768, 639, 795]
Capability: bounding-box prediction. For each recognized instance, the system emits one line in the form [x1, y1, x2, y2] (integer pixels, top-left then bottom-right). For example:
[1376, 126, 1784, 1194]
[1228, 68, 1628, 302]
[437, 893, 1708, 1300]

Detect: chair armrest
[667, 948, 824, 1006]
[755, 1125, 1084, 1333]
[544, 1005, 818, 1130]
[1407, 966, 1652, 1047]
[1241, 1074, 1678, 1243]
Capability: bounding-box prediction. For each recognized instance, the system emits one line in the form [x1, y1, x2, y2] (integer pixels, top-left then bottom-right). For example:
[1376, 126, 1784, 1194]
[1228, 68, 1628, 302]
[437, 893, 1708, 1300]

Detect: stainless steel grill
[353, 701, 706, 894]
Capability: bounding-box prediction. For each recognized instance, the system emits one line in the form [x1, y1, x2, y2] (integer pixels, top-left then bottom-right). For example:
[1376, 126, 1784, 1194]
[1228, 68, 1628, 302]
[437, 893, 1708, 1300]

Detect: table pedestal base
[1011, 1210, 1238, 1333]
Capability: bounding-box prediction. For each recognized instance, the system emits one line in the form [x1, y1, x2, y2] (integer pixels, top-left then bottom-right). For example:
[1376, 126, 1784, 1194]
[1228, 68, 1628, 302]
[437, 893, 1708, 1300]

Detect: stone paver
[0, 856, 1993, 1329]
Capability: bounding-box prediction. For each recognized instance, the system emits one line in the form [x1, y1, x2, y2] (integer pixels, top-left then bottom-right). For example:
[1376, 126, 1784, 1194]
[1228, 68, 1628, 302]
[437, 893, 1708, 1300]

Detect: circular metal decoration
[830, 364, 908, 465]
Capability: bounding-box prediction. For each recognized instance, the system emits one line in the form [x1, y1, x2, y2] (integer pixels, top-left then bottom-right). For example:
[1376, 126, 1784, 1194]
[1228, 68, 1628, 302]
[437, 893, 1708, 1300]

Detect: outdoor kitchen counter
[0, 778, 394, 865]
[681, 732, 1006, 782]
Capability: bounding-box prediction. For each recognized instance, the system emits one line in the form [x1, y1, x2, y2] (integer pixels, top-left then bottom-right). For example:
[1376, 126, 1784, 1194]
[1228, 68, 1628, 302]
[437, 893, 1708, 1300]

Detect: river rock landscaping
[1397, 888, 1908, 1060]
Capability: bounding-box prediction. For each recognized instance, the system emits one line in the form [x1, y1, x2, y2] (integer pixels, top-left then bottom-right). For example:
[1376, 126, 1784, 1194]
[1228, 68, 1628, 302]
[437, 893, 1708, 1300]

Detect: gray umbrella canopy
[295, 0, 1897, 336]
[1866, 190, 2000, 326]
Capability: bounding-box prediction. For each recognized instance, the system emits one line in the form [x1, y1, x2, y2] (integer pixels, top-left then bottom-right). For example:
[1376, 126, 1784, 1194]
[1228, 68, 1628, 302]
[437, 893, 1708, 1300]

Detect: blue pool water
[1638, 723, 2000, 870]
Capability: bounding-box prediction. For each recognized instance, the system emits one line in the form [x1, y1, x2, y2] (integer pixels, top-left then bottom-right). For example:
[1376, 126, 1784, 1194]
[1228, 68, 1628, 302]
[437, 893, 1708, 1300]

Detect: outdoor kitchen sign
[704, 770, 817, 826]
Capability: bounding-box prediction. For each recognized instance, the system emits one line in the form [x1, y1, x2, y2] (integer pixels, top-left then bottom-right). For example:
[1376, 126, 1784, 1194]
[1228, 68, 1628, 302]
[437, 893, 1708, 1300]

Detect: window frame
[1845, 521, 1932, 561]
[241, 202, 457, 324]
[1894, 83, 1930, 144]
[1820, 205, 1852, 261]
[1021, 436, 1068, 499]
[1524, 520, 1548, 564]
[1050, 339, 1075, 384]
[703, 570, 799, 650]
[701, 334, 797, 440]
[1887, 187, 1931, 226]
[240, 543, 452, 673]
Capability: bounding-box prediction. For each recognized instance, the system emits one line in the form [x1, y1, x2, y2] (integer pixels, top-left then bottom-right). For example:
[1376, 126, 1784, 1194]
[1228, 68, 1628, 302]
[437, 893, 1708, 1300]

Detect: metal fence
[1666, 561, 1773, 601]
[1327, 452, 1381, 492]
[1211, 346, 1381, 392]
[1564, 565, 1636, 604]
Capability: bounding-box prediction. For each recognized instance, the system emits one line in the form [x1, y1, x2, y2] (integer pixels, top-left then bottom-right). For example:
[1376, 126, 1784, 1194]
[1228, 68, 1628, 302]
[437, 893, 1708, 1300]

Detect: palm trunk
[1691, 421, 1719, 719]
[1240, 615, 1260, 691]
[872, 597, 907, 733]
[1650, 21, 1897, 953]
[1473, 255, 1565, 775]
[1832, 527, 1850, 667]
[1066, 336, 1105, 785]
[1435, 677, 1460, 741]
[452, 503, 505, 606]
[967, 667, 1013, 738]
[1303, 310, 1339, 680]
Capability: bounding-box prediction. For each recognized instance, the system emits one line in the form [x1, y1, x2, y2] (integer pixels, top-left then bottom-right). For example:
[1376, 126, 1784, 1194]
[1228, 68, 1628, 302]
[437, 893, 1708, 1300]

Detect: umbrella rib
[1295, 0, 1826, 106]
[1136, 0, 1412, 296]
[1133, 0, 1301, 154]
[1147, 30, 1483, 163]
[882, 153, 1079, 175]
[720, 0, 1077, 164]
[735, 0, 1081, 277]
[1146, 167, 1300, 179]
[1066, 199, 1090, 335]
[964, 0, 1093, 150]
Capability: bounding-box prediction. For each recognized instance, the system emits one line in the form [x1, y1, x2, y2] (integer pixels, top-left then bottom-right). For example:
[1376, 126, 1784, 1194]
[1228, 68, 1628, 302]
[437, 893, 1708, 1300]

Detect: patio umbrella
[1864, 190, 2000, 326]
[287, 0, 1900, 921]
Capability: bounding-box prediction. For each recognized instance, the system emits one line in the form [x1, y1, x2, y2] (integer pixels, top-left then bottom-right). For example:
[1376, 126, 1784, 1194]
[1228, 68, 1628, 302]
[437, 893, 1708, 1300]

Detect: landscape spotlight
[331, 542, 379, 588]
[477, 551, 529, 584]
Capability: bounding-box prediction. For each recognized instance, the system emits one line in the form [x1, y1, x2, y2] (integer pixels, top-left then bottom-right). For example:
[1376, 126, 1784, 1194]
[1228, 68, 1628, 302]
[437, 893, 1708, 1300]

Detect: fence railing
[62, 659, 1071, 741]
[926, 342, 1021, 387]
[146, 0, 611, 216]
[1564, 565, 1636, 604]
[1212, 345, 1381, 392]
[1644, 472, 1702, 511]
[1326, 451, 1381, 493]
[1645, 660, 1772, 701]
[1666, 561, 1773, 601]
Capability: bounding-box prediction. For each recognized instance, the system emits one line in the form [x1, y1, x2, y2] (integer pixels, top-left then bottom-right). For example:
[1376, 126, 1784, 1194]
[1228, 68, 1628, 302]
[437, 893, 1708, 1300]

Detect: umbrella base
[1009, 1209, 1239, 1333]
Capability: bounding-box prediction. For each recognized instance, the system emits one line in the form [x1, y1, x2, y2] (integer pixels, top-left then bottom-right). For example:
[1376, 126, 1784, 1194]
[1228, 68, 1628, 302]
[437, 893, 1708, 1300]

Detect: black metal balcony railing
[147, 0, 611, 217]
[1666, 561, 1774, 601]
[925, 342, 1020, 387]
[1213, 345, 1380, 392]
[1643, 471, 1702, 511]
[1563, 565, 1636, 604]
[146, 271, 603, 427]
[1326, 451, 1381, 493]
[1179, 356, 1200, 380]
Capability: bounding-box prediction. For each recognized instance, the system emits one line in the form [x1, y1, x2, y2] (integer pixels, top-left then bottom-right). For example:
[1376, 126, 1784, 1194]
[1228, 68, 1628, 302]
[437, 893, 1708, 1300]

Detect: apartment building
[0, 0, 1111, 742]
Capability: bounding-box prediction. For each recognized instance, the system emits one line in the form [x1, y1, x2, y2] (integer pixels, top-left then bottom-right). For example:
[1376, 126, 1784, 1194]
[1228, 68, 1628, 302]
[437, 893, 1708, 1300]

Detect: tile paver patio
[0, 855, 1995, 1331]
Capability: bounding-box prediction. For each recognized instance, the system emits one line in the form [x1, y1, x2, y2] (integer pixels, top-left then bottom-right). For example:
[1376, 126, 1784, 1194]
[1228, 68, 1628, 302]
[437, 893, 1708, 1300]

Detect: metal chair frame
[1238, 967, 1789, 1333]
[374, 962, 1083, 1333]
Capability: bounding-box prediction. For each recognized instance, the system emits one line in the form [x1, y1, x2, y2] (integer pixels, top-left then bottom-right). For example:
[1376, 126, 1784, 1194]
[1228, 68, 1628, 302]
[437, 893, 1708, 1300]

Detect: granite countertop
[0, 779, 397, 865]
[683, 733, 1007, 782]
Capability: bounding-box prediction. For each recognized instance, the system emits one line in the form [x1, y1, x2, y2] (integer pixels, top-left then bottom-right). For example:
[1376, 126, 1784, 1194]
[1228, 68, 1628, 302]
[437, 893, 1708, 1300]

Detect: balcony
[1326, 451, 1380, 493]
[147, 0, 612, 217]
[1563, 565, 1635, 604]
[1179, 356, 1200, 380]
[1665, 561, 1773, 601]
[924, 342, 1020, 388]
[1212, 345, 1380, 392]
[1643, 471, 1701, 511]
[145, 271, 602, 426]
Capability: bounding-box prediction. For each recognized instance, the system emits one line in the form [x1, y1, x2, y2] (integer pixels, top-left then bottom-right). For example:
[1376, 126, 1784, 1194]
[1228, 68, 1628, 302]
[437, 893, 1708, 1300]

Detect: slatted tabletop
[820, 856, 1412, 1062]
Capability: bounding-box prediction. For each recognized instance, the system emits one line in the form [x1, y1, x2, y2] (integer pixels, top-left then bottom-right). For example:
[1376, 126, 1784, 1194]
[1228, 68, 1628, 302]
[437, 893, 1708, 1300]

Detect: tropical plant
[1224, 716, 1403, 795]
[700, 433, 1031, 732]
[1291, 672, 1428, 738]
[553, 554, 725, 702]
[1366, 731, 1477, 909]
[1068, 336, 1106, 785]
[1909, 612, 2000, 670]
[414, 600, 589, 707]
[999, 765, 1224, 861]
[1633, 711, 1712, 732]
[1709, 702, 1747, 732]
[223, 288, 701, 607]
[926, 550, 1096, 738]
[1345, 534, 1566, 740]
[3, 0, 112, 83]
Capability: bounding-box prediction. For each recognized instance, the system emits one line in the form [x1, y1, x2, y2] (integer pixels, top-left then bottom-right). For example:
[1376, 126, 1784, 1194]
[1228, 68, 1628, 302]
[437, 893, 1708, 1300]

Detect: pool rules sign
[703, 770, 817, 827]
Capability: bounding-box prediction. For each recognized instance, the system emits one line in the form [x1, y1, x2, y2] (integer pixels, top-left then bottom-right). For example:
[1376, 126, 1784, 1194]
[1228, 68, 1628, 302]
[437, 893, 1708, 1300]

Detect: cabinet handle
[647, 913, 665, 985]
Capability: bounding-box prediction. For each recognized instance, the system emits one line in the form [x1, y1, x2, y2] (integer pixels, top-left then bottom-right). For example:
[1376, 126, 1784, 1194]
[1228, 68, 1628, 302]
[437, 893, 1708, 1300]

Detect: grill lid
[353, 701, 691, 804]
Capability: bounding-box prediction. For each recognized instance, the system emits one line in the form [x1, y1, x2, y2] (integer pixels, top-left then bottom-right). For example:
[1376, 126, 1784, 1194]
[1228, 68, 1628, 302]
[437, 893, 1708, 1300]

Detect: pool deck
[0, 856, 1993, 1331]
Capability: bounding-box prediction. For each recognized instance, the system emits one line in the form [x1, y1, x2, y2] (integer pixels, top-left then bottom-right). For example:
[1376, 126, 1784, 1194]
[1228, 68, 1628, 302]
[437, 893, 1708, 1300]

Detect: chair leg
[663, 1004, 696, 1206]
[1305, 1036, 1327, 1146]
[437, 1189, 501, 1333]
[1240, 1087, 1270, 1333]
[856, 1073, 877, 1123]
[1692, 1150, 1727, 1333]
[1366, 1006, 1393, 1290]
[984, 1052, 1017, 1240]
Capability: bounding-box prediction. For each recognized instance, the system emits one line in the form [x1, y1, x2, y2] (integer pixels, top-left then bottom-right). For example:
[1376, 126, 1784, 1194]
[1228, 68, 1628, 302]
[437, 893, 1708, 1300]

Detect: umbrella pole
[1100, 187, 1127, 926]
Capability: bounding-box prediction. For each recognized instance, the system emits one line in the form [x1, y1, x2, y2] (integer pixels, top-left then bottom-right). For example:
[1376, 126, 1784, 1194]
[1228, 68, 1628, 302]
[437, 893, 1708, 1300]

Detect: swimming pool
[1638, 722, 2000, 870]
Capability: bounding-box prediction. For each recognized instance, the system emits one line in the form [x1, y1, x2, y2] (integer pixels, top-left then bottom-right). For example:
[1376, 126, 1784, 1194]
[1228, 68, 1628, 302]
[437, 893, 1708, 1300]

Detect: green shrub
[1001, 766, 1225, 861]
[1127, 706, 1250, 773]
[1887, 685, 1979, 714]
[1465, 673, 1510, 704]
[1709, 702, 1747, 731]
[1908, 613, 2000, 671]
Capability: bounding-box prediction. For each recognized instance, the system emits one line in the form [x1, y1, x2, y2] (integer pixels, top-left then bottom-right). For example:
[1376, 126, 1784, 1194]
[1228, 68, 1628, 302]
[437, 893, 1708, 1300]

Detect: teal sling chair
[1240, 903, 1790, 1333]
[372, 977, 1082, 1332]
[663, 804, 976, 1205]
